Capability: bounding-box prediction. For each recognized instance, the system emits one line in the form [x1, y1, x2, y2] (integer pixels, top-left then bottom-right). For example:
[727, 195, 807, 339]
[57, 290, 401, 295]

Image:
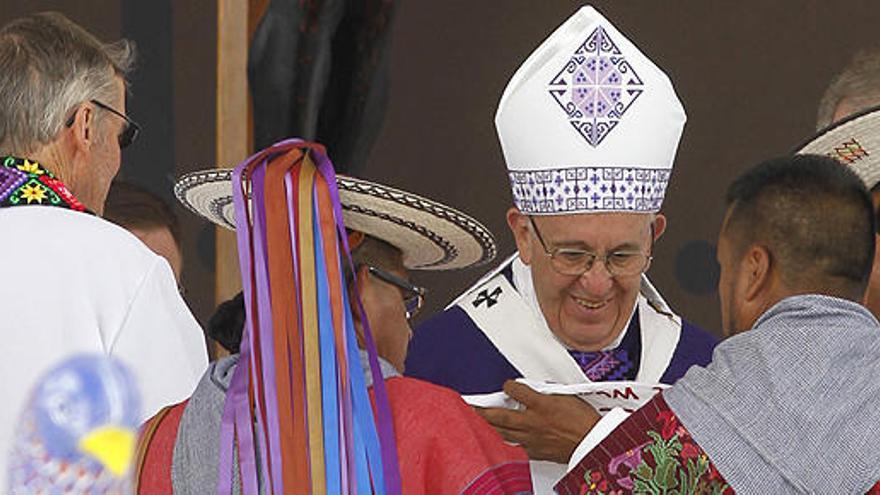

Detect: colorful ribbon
[217, 139, 402, 494]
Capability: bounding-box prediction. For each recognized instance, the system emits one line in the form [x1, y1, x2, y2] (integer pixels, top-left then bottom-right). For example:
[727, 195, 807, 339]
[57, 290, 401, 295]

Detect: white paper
[464, 379, 668, 493]
[463, 378, 668, 413]
[568, 407, 630, 471]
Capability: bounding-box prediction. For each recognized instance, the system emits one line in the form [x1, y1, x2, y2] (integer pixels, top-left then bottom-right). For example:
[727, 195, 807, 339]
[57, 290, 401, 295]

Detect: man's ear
[506, 207, 533, 264]
[743, 244, 772, 302]
[67, 103, 96, 153]
[651, 213, 667, 241]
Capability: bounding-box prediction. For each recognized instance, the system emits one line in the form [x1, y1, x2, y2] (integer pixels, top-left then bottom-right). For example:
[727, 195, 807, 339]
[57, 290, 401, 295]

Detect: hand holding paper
[473, 380, 601, 463]
[468, 379, 669, 464]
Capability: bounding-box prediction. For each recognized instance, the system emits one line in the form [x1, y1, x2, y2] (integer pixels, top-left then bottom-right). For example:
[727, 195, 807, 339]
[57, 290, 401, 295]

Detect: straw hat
[796, 104, 880, 189]
[174, 169, 497, 270]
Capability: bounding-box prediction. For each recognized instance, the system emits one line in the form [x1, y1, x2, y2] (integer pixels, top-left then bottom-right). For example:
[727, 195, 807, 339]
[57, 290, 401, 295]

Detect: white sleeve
[108, 258, 209, 420]
[566, 407, 631, 472]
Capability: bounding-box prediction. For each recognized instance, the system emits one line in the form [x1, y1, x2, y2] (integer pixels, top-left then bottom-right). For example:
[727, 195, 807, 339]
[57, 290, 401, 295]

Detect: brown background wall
[3, 1, 880, 337]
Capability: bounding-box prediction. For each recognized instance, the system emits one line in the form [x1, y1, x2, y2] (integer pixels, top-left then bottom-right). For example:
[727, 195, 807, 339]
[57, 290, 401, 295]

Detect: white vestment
[0, 206, 208, 487]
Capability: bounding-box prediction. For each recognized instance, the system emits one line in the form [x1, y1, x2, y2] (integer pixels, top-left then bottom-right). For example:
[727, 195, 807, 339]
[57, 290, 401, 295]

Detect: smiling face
[509, 209, 664, 351]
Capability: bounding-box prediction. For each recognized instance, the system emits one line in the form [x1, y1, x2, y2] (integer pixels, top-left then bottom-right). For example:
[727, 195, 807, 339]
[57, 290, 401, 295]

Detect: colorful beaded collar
[0, 156, 88, 212]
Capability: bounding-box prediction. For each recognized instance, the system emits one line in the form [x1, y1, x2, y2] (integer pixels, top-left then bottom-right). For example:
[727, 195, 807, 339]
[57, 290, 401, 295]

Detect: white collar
[510, 255, 637, 351]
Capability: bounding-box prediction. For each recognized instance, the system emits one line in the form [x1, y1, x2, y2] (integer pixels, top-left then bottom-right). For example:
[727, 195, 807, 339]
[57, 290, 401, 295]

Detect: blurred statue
[248, 0, 397, 174]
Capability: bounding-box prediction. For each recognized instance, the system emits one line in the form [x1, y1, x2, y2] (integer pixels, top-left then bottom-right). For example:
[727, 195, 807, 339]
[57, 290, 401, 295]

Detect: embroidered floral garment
[555, 394, 732, 495]
[0, 156, 87, 211]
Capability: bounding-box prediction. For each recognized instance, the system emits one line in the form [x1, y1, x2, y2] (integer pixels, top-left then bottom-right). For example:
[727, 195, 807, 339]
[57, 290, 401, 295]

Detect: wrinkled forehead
[537, 211, 655, 246]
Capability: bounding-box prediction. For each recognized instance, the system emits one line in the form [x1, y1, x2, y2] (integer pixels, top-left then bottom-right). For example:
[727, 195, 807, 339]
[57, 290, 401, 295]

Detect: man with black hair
[205, 292, 245, 358]
[716, 155, 875, 336]
[549, 154, 880, 493]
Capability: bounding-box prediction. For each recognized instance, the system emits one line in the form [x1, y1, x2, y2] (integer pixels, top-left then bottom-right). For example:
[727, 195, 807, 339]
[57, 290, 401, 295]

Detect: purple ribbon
[217, 159, 261, 495]
[312, 148, 402, 494]
[217, 139, 401, 494]
[249, 162, 287, 493]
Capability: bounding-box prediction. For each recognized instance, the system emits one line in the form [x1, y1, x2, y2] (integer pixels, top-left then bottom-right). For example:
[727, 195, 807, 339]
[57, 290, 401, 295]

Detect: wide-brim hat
[174, 169, 497, 270]
[796, 104, 880, 189]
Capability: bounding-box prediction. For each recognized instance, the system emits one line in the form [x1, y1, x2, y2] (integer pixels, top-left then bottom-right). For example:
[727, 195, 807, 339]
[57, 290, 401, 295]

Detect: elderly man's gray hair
[816, 47, 880, 130]
[0, 12, 136, 155]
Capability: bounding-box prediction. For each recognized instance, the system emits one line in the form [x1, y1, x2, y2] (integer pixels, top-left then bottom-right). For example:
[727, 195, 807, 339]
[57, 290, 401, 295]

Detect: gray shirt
[665, 295, 880, 494]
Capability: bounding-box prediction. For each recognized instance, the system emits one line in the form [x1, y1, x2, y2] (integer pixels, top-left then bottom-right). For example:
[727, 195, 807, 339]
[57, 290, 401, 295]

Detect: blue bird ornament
[7, 355, 141, 494]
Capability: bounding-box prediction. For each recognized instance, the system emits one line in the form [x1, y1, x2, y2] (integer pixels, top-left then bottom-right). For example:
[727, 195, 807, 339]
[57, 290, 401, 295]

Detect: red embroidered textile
[556, 394, 731, 494]
[557, 394, 880, 494]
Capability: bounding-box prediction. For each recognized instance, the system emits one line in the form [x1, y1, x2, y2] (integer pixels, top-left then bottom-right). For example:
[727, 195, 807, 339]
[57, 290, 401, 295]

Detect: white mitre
[495, 6, 686, 215]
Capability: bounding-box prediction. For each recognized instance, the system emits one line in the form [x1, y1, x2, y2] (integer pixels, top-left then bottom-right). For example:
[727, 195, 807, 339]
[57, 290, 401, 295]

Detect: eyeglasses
[528, 216, 653, 277]
[65, 99, 140, 149]
[366, 265, 427, 320]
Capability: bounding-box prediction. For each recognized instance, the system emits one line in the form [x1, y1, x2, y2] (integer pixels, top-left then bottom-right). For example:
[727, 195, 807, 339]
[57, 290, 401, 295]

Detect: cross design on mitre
[472, 286, 503, 309]
[548, 25, 644, 147]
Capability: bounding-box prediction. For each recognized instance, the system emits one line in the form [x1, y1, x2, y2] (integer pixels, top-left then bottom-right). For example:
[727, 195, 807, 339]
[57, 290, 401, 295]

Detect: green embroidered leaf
[711, 483, 730, 495]
[634, 463, 654, 481]
[632, 478, 657, 494]
[646, 430, 664, 444]
[653, 459, 679, 489]
[681, 458, 698, 493]
[698, 455, 710, 474]
[583, 470, 593, 484]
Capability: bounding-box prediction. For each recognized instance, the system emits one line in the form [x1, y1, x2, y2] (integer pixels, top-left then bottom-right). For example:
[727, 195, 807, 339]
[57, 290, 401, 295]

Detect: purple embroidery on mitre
[548, 26, 644, 147]
[508, 166, 668, 214]
[0, 166, 27, 203]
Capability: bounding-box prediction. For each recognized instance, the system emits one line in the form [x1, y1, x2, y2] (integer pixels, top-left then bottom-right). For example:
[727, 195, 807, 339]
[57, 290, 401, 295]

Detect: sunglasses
[65, 99, 140, 149]
[366, 265, 427, 320]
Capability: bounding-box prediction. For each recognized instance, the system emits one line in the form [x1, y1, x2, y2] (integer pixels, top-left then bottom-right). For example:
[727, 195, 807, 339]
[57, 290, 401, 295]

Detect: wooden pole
[214, 0, 248, 303]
